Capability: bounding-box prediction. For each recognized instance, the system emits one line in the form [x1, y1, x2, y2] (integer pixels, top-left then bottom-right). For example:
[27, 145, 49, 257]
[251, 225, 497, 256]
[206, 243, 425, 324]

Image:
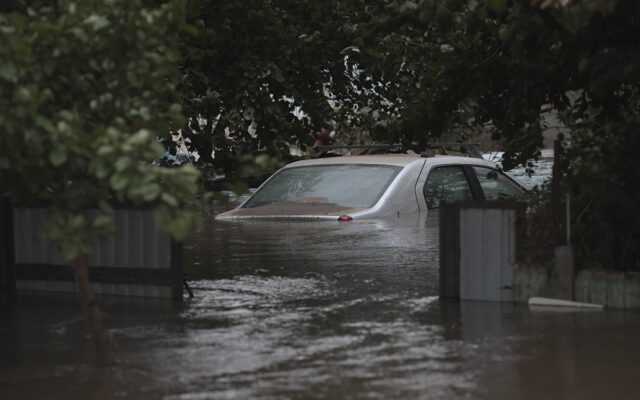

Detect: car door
[423, 165, 479, 209]
[470, 166, 526, 201]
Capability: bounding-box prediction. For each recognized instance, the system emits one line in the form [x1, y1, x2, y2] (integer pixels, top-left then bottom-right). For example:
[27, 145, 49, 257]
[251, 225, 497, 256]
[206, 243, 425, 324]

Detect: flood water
[2, 211, 640, 399]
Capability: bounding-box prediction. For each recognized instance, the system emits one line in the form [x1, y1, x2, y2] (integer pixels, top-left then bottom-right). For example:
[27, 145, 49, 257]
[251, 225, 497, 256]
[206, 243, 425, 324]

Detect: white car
[215, 153, 526, 221]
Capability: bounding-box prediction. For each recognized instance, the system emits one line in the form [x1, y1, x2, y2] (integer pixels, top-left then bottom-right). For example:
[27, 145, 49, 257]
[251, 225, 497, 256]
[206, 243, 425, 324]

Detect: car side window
[473, 166, 524, 200]
[424, 166, 473, 209]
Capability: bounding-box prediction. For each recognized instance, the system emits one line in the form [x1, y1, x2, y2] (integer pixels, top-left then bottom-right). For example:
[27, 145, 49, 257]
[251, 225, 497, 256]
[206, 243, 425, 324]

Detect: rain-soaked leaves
[49, 147, 67, 167]
[0, 62, 17, 82]
[0, 0, 200, 259]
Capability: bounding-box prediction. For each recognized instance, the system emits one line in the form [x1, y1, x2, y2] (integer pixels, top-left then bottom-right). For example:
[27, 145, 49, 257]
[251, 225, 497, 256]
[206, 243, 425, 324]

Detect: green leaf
[110, 173, 128, 191]
[94, 161, 109, 179]
[140, 183, 161, 201]
[70, 215, 87, 229]
[114, 157, 132, 172]
[166, 216, 193, 241]
[1, 0, 200, 261]
[35, 116, 56, 133]
[487, 0, 507, 13]
[15, 87, 31, 102]
[92, 215, 113, 230]
[71, 27, 88, 41]
[49, 147, 67, 166]
[97, 145, 115, 156]
[155, 209, 197, 241]
[230, 180, 249, 196]
[161, 193, 178, 207]
[59, 110, 75, 121]
[398, 1, 419, 14]
[0, 63, 18, 83]
[98, 201, 114, 213]
[127, 129, 151, 147]
[84, 14, 110, 31]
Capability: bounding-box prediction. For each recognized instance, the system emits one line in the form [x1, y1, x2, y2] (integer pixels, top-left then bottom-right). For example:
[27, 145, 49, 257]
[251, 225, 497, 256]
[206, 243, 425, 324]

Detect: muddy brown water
[2, 211, 640, 399]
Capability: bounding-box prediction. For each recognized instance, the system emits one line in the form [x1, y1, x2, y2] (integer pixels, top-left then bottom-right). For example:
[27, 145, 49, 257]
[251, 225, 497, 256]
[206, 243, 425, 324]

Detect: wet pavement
[2, 212, 640, 399]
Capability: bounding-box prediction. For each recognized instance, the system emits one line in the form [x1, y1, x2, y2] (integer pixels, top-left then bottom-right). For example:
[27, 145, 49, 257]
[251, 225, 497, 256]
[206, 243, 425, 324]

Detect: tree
[1, 0, 199, 256]
[177, 0, 409, 179]
[177, 0, 640, 269]
[0, 0, 200, 362]
[390, 0, 640, 269]
[176, 0, 561, 164]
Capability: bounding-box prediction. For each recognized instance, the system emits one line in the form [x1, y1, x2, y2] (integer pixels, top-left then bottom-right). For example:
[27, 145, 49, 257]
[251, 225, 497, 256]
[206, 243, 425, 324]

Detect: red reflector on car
[338, 215, 353, 222]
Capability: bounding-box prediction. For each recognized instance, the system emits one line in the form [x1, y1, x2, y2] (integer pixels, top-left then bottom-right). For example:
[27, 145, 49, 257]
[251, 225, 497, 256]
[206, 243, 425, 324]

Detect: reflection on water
[2, 213, 640, 399]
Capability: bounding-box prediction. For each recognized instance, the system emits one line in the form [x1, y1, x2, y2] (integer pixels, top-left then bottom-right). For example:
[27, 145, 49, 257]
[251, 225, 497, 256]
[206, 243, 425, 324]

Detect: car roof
[284, 154, 498, 169]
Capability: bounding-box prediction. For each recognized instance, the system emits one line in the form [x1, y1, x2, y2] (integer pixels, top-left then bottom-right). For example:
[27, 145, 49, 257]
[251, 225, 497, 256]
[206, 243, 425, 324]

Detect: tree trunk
[71, 254, 112, 366]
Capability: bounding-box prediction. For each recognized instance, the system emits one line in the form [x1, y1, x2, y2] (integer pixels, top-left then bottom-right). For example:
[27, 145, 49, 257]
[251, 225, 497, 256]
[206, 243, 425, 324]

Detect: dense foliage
[3, 0, 639, 269]
[0, 0, 199, 258]
[177, 1, 631, 171]
[176, 0, 640, 269]
[177, 0, 400, 179]
[514, 0, 640, 269]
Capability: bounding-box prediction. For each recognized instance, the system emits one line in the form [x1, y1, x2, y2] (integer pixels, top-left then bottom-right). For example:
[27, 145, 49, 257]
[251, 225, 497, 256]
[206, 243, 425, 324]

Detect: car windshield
[242, 164, 402, 210]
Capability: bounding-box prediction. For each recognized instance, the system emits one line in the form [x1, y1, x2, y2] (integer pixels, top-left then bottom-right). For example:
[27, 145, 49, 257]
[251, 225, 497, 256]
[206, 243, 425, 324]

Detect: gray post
[554, 245, 575, 300]
[439, 204, 461, 299]
[0, 197, 16, 307]
[170, 239, 184, 302]
[440, 201, 522, 302]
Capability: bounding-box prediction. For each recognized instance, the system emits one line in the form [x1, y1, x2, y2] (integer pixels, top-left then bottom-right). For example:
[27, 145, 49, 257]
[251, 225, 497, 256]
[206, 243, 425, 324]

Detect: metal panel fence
[440, 201, 523, 303]
[8, 207, 182, 301]
[459, 206, 516, 302]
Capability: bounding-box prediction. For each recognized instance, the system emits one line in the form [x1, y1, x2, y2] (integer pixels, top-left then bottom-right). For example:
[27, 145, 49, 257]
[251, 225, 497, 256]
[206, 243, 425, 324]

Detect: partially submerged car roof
[283, 154, 498, 169]
[284, 154, 423, 168]
[215, 153, 506, 221]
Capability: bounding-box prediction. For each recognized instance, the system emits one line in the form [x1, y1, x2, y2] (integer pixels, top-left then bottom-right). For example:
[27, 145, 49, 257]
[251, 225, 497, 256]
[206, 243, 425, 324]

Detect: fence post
[439, 204, 460, 299]
[0, 197, 16, 307]
[551, 135, 575, 299]
[551, 135, 566, 245]
[170, 240, 184, 302]
[440, 201, 521, 302]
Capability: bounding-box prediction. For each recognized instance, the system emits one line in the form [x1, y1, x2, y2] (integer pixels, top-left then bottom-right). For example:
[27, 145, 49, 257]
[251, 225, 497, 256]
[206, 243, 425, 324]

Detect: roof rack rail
[312, 144, 404, 157]
[311, 142, 483, 159]
[314, 144, 404, 151]
[420, 143, 483, 159]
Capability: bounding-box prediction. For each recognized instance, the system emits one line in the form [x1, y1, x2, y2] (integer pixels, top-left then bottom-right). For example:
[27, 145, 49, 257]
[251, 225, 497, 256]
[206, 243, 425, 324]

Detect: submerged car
[215, 153, 526, 221]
